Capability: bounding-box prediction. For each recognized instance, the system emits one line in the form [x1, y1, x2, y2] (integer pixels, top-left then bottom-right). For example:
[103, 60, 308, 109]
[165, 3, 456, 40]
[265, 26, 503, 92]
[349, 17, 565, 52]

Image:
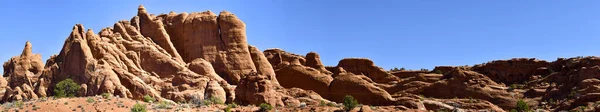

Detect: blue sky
[1, 0, 599, 72]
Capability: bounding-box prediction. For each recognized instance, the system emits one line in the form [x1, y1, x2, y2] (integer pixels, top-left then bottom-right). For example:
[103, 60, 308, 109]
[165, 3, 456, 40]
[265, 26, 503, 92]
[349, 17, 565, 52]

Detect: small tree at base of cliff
[343, 95, 359, 111]
[54, 78, 80, 98]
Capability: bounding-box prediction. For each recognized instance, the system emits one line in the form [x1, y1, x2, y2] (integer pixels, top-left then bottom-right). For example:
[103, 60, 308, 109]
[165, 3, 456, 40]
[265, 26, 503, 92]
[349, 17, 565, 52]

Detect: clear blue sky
[1, 0, 599, 73]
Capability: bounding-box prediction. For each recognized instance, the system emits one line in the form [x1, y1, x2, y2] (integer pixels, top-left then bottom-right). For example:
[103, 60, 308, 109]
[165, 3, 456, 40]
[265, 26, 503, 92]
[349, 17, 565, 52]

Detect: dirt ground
[0, 96, 417, 112]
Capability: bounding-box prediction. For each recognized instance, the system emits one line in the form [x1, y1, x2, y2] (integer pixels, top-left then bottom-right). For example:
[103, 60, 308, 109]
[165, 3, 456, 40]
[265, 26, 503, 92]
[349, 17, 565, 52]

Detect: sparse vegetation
[101, 93, 111, 99]
[224, 103, 237, 112]
[15, 101, 24, 108]
[131, 103, 147, 112]
[86, 98, 95, 103]
[434, 70, 443, 74]
[343, 95, 359, 111]
[39, 97, 47, 102]
[155, 101, 172, 109]
[202, 96, 224, 105]
[389, 67, 406, 72]
[227, 103, 238, 108]
[319, 100, 327, 106]
[510, 84, 518, 89]
[54, 78, 81, 98]
[258, 103, 273, 112]
[514, 99, 530, 112]
[568, 90, 577, 98]
[142, 95, 155, 103]
[190, 95, 203, 106]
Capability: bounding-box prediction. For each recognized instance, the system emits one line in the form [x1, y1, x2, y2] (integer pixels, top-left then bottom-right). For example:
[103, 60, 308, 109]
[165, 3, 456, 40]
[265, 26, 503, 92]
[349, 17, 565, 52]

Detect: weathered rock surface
[421, 69, 517, 109]
[337, 58, 399, 84]
[235, 72, 283, 106]
[274, 64, 333, 98]
[473, 58, 549, 84]
[6, 5, 600, 111]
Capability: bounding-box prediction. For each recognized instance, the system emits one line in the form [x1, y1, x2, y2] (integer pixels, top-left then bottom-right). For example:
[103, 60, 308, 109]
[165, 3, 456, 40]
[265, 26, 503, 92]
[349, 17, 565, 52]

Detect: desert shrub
[224, 103, 237, 112]
[54, 78, 80, 98]
[258, 103, 273, 112]
[227, 103, 238, 108]
[156, 101, 171, 109]
[143, 95, 155, 103]
[514, 99, 530, 112]
[131, 103, 147, 112]
[39, 97, 47, 102]
[203, 96, 224, 105]
[434, 70, 443, 74]
[14, 101, 23, 108]
[568, 90, 577, 98]
[510, 84, 518, 89]
[86, 98, 95, 103]
[319, 100, 326, 106]
[190, 95, 203, 106]
[101, 93, 111, 99]
[343, 95, 359, 111]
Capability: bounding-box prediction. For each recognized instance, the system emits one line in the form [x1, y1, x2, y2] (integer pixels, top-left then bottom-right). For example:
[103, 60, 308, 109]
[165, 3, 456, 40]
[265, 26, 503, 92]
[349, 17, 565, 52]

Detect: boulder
[275, 65, 333, 98]
[235, 72, 283, 106]
[328, 73, 396, 106]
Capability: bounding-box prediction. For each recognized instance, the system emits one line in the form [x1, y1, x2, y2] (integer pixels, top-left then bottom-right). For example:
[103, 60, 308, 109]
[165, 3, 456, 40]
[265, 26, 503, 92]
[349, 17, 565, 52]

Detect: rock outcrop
[235, 72, 283, 106]
[337, 58, 399, 84]
[7, 5, 600, 111]
[473, 58, 549, 84]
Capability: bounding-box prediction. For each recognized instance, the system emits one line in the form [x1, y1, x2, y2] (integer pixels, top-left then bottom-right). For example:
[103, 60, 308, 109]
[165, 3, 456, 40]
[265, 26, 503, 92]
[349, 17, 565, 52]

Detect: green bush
[224, 103, 237, 112]
[101, 93, 111, 99]
[319, 100, 326, 106]
[258, 103, 273, 112]
[343, 95, 359, 111]
[510, 84, 518, 89]
[143, 95, 155, 103]
[14, 101, 23, 108]
[227, 103, 238, 108]
[514, 99, 530, 112]
[86, 98, 95, 103]
[131, 103, 147, 112]
[54, 78, 80, 98]
[434, 70, 443, 74]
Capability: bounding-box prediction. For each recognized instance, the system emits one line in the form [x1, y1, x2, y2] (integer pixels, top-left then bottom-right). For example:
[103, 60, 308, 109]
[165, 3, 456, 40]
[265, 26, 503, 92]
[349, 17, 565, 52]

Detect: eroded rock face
[235, 72, 283, 106]
[473, 58, 549, 84]
[274, 65, 333, 98]
[3, 41, 44, 88]
[159, 9, 261, 85]
[328, 73, 396, 106]
[421, 69, 517, 109]
[337, 58, 399, 84]
[9, 4, 600, 111]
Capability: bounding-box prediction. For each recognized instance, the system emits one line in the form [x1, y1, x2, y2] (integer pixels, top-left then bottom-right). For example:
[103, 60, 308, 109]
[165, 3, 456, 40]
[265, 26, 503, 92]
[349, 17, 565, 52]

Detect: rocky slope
[2, 5, 600, 111]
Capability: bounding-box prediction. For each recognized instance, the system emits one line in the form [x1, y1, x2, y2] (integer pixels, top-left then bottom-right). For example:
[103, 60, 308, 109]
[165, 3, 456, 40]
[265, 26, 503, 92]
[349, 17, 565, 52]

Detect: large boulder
[235, 72, 283, 106]
[274, 64, 333, 98]
[328, 73, 396, 106]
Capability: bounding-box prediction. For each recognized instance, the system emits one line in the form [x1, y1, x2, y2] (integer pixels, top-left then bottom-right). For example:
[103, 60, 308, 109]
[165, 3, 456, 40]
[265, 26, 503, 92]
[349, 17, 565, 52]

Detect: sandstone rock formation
[5, 5, 600, 111]
[235, 72, 283, 106]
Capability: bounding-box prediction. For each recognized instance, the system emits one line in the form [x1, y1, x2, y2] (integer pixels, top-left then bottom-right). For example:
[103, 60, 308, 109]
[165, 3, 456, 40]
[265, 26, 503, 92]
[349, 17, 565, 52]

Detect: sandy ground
[0, 96, 417, 112]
